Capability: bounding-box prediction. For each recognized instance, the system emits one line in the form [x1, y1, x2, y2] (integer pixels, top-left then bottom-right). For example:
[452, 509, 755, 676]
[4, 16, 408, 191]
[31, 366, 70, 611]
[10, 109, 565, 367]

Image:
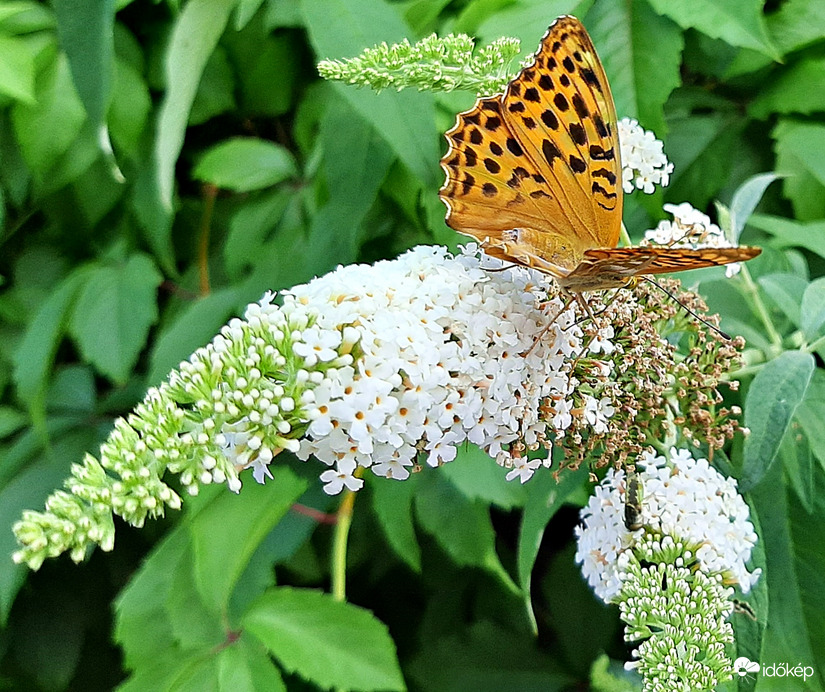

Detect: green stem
[619, 222, 632, 247]
[737, 265, 783, 353]
[331, 469, 363, 602]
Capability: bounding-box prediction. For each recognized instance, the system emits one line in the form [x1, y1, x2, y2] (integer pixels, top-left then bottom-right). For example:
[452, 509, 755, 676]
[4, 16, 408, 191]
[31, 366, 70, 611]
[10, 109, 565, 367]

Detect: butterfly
[439, 15, 760, 293]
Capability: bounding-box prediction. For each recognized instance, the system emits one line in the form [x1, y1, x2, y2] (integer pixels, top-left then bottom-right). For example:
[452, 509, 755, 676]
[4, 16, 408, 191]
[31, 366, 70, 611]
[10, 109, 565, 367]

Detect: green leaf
[767, 0, 825, 55]
[114, 530, 189, 668]
[217, 640, 286, 692]
[68, 253, 163, 384]
[301, 0, 439, 187]
[741, 350, 815, 491]
[0, 35, 36, 103]
[747, 214, 825, 261]
[0, 437, 85, 621]
[646, 0, 779, 59]
[0, 406, 27, 439]
[108, 58, 151, 157]
[189, 468, 307, 614]
[758, 273, 807, 328]
[474, 0, 592, 48]
[155, 0, 235, 209]
[243, 587, 404, 691]
[801, 278, 825, 342]
[148, 288, 241, 385]
[305, 95, 395, 270]
[518, 464, 589, 594]
[749, 458, 822, 670]
[11, 52, 86, 176]
[223, 192, 290, 279]
[408, 621, 572, 691]
[52, 0, 115, 127]
[665, 111, 744, 210]
[193, 138, 297, 192]
[751, 57, 825, 119]
[415, 474, 517, 592]
[370, 474, 422, 572]
[440, 444, 526, 510]
[12, 269, 87, 407]
[727, 172, 781, 240]
[587, 0, 683, 134]
[773, 119, 825, 222]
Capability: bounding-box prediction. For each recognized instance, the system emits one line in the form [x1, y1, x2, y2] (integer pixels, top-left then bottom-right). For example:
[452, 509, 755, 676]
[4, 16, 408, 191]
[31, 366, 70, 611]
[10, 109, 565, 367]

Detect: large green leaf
[52, 0, 115, 127]
[189, 468, 307, 614]
[587, 0, 683, 134]
[747, 214, 825, 261]
[301, 0, 439, 187]
[773, 119, 825, 221]
[193, 137, 297, 192]
[68, 253, 163, 384]
[155, 0, 236, 210]
[741, 350, 815, 491]
[415, 473, 517, 592]
[647, 0, 779, 58]
[0, 35, 36, 103]
[243, 587, 404, 691]
[148, 288, 241, 385]
[751, 57, 825, 119]
[11, 52, 86, 177]
[370, 473, 422, 572]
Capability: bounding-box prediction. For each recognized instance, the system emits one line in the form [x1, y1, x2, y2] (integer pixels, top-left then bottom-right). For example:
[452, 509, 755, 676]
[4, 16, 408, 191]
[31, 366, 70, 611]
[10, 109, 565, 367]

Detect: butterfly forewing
[501, 16, 622, 250]
[440, 16, 621, 275]
[439, 15, 761, 292]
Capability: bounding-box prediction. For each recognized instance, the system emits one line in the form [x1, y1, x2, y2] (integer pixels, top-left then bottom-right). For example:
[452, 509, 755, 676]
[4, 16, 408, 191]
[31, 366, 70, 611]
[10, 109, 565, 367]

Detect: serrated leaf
[68, 253, 162, 384]
[217, 640, 287, 692]
[767, 0, 825, 55]
[751, 57, 825, 119]
[741, 350, 815, 491]
[155, 0, 235, 209]
[647, 0, 779, 59]
[189, 469, 307, 614]
[243, 587, 404, 691]
[193, 138, 297, 192]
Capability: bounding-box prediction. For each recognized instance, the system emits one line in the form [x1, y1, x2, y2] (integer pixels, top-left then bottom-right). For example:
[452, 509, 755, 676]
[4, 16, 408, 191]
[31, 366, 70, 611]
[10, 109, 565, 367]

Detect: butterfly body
[439, 16, 760, 291]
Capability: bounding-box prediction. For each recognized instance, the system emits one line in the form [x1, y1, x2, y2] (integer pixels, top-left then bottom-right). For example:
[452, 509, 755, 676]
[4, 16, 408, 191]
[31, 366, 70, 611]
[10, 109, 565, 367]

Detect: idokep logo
[733, 657, 816, 685]
[733, 657, 760, 677]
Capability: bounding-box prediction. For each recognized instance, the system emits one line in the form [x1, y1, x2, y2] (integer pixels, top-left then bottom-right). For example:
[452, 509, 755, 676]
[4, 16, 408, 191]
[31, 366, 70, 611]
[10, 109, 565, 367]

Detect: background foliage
[0, 0, 823, 689]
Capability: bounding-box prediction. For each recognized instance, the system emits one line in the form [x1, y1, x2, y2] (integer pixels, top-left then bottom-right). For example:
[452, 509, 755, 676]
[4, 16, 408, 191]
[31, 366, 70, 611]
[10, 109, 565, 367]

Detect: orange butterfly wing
[439, 15, 622, 277]
[439, 15, 761, 291]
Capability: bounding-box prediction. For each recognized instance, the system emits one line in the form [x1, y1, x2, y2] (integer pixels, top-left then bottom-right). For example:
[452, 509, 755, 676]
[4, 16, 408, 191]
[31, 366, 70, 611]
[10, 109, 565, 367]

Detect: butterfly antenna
[641, 276, 731, 340]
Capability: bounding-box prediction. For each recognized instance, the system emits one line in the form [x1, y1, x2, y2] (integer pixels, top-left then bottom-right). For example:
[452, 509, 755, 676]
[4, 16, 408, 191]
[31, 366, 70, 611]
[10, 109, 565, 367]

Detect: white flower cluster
[618, 117, 674, 194]
[575, 447, 761, 602]
[644, 202, 744, 277]
[274, 245, 602, 494]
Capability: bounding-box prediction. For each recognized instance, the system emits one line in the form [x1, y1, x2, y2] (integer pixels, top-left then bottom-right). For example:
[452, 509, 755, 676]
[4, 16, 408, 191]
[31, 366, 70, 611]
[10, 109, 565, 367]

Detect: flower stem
[737, 265, 783, 353]
[331, 468, 364, 602]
